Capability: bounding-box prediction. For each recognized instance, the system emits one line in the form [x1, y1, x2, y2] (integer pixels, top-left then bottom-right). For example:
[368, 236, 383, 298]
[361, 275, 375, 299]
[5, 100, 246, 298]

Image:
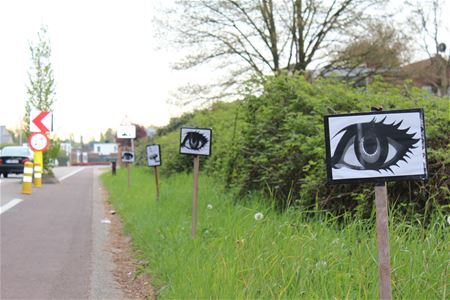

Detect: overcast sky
[0, 0, 181, 141]
[1, 0, 449, 142]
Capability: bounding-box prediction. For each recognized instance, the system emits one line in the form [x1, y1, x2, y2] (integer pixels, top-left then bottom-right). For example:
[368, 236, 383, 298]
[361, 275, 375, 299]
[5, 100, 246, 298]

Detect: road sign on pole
[30, 110, 53, 133]
[28, 133, 50, 152]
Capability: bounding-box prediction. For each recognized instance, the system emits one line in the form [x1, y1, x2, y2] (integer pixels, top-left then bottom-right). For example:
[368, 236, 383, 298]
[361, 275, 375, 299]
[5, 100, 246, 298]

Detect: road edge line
[59, 167, 86, 182]
[0, 198, 24, 215]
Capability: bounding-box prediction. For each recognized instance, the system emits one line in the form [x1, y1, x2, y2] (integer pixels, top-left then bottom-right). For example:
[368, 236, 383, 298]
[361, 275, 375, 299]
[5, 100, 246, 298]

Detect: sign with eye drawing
[146, 144, 161, 167]
[180, 127, 212, 156]
[324, 109, 428, 183]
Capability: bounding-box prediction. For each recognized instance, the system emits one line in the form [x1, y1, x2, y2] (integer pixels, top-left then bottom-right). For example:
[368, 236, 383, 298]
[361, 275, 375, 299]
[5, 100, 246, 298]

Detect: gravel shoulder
[91, 167, 155, 299]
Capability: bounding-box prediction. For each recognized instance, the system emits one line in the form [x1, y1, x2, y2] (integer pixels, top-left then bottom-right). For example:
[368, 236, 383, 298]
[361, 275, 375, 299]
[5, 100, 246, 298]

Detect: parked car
[0, 146, 34, 178]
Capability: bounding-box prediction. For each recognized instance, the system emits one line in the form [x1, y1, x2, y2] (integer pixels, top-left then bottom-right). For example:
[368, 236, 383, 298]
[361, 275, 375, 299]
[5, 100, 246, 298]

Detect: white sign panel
[146, 144, 161, 167]
[30, 110, 53, 133]
[117, 126, 136, 139]
[324, 109, 428, 183]
[180, 127, 212, 156]
[121, 151, 134, 163]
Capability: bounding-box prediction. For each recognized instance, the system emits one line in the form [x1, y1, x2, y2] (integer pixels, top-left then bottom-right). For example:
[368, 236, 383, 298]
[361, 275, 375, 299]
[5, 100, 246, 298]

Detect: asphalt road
[0, 166, 124, 299]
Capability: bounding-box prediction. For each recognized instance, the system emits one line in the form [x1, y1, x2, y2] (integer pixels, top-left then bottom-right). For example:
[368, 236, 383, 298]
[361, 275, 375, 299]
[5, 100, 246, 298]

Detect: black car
[0, 146, 34, 178]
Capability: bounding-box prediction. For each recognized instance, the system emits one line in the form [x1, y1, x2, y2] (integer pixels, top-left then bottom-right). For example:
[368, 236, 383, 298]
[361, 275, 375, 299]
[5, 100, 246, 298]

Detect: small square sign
[121, 151, 134, 163]
[146, 144, 161, 167]
[324, 108, 428, 183]
[180, 127, 212, 156]
[117, 126, 136, 139]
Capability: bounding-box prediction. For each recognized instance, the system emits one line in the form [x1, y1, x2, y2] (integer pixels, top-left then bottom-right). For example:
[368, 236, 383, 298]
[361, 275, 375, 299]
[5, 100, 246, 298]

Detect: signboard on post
[324, 107, 428, 300]
[179, 127, 212, 156]
[147, 144, 161, 201]
[30, 110, 53, 133]
[324, 108, 428, 184]
[180, 127, 212, 237]
[146, 144, 161, 167]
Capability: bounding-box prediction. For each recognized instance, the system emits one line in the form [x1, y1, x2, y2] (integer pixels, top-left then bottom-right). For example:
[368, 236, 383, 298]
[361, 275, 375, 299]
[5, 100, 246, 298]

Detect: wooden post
[127, 163, 131, 188]
[154, 166, 160, 201]
[375, 182, 392, 300]
[191, 155, 200, 237]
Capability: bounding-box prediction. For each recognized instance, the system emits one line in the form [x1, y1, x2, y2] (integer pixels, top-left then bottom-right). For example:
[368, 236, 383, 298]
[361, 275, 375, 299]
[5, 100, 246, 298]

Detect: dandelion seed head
[207, 204, 213, 209]
[447, 215, 450, 225]
[254, 212, 264, 220]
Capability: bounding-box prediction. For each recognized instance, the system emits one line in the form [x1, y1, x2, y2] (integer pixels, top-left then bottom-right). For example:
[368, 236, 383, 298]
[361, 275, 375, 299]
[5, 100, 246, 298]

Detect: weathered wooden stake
[127, 163, 131, 188]
[191, 155, 200, 237]
[154, 166, 160, 201]
[375, 182, 392, 300]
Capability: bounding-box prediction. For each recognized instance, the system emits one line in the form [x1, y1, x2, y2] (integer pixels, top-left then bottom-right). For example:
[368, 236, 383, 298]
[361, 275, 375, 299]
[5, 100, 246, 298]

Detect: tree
[24, 25, 58, 170]
[406, 0, 449, 96]
[324, 21, 411, 82]
[99, 128, 115, 143]
[23, 25, 56, 136]
[158, 0, 388, 103]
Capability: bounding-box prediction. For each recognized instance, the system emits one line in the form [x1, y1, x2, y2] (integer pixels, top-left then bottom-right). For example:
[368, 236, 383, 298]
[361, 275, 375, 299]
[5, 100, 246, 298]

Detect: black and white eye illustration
[331, 117, 419, 172]
[146, 144, 161, 167]
[324, 109, 428, 183]
[122, 151, 134, 163]
[180, 128, 212, 156]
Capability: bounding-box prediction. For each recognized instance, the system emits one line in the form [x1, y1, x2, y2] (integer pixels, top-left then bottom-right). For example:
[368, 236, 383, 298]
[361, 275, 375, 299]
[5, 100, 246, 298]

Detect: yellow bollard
[34, 162, 42, 187]
[22, 161, 33, 194]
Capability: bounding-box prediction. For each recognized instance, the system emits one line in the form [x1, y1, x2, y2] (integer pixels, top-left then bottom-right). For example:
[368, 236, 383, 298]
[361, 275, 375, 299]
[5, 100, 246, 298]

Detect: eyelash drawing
[331, 117, 419, 173]
[149, 153, 160, 162]
[181, 131, 209, 151]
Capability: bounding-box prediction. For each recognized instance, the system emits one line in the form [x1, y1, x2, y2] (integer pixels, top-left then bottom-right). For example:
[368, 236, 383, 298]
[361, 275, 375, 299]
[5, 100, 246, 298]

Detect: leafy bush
[232, 75, 449, 216]
[142, 75, 449, 217]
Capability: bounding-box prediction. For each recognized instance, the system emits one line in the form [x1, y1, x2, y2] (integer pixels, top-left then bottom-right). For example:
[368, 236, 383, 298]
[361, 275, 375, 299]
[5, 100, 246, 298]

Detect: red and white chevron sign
[30, 110, 53, 133]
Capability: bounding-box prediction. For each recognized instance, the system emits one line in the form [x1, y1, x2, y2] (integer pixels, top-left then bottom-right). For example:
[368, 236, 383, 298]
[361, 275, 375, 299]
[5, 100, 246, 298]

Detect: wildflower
[207, 204, 213, 209]
[254, 212, 264, 221]
[447, 215, 450, 225]
[315, 261, 328, 269]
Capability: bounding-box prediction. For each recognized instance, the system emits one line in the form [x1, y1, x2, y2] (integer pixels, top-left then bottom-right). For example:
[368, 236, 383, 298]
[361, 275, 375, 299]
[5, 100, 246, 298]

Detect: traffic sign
[117, 125, 136, 139]
[28, 132, 50, 152]
[30, 110, 53, 133]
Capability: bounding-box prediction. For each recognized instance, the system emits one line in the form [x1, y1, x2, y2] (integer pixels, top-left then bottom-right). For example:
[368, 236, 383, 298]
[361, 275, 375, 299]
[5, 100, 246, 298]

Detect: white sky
[0, 0, 182, 141]
[0, 0, 449, 142]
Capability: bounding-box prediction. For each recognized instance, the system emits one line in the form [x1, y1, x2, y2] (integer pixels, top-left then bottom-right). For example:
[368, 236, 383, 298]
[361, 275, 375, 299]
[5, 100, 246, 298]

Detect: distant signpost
[117, 124, 136, 188]
[180, 127, 212, 237]
[146, 144, 161, 201]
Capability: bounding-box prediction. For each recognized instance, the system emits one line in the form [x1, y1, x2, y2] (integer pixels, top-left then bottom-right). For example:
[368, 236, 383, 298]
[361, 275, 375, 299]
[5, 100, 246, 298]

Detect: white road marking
[59, 167, 86, 182]
[0, 198, 24, 215]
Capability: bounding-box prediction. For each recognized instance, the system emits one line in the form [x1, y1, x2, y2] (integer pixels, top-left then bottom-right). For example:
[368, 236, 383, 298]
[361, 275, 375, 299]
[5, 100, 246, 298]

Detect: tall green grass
[102, 166, 448, 299]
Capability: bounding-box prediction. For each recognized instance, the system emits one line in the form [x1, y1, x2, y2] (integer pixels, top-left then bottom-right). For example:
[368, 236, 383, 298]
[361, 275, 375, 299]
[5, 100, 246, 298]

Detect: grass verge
[102, 166, 448, 299]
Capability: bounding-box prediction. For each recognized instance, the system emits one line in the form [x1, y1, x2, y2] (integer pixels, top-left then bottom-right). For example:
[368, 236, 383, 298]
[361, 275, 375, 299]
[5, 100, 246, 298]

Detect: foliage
[102, 169, 449, 299]
[327, 21, 411, 80]
[233, 75, 449, 215]
[23, 25, 56, 137]
[43, 137, 61, 170]
[158, 0, 389, 102]
[151, 75, 449, 217]
[138, 102, 246, 181]
[23, 25, 58, 171]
